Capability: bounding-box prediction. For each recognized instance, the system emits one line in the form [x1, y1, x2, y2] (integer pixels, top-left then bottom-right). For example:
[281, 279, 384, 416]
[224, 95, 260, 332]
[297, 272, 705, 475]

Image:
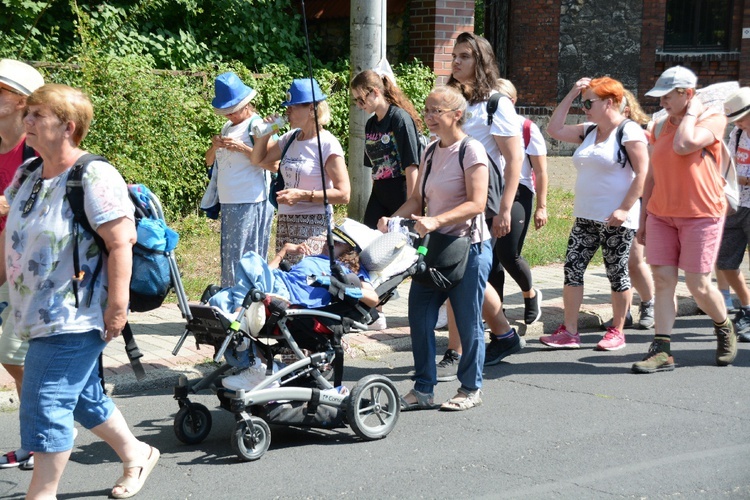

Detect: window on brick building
[664, 0, 732, 50]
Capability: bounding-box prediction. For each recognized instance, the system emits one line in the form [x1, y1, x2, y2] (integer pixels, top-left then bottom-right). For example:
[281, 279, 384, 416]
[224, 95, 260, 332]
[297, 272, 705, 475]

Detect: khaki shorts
[0, 282, 26, 365]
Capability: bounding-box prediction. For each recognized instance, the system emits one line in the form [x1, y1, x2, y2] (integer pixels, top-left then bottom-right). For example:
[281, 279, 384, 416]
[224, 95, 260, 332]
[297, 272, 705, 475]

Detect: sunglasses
[353, 89, 373, 106]
[22, 177, 43, 217]
[582, 98, 601, 110]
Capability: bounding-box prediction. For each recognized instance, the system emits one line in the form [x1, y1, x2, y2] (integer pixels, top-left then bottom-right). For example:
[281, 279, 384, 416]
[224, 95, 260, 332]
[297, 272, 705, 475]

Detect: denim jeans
[21, 330, 114, 453]
[408, 239, 491, 394]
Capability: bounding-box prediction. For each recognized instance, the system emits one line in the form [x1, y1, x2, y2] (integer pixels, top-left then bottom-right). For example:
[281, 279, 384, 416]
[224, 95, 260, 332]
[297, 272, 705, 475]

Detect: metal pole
[348, 0, 384, 222]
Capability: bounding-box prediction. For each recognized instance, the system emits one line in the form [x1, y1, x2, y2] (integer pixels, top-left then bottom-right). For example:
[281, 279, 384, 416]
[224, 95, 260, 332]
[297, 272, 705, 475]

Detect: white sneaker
[368, 314, 387, 331]
[435, 304, 448, 329]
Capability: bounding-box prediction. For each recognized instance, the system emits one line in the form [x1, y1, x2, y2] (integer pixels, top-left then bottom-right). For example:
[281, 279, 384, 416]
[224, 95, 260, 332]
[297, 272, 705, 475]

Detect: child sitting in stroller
[207, 220, 381, 391]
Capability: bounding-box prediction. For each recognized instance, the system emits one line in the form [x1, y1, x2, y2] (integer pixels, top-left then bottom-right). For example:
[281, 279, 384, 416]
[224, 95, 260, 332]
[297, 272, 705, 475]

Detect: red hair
[588, 77, 625, 108]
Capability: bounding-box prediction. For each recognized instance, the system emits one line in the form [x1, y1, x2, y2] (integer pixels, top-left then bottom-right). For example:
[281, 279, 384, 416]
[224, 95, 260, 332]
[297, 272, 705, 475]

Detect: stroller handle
[242, 288, 266, 309]
[213, 288, 267, 363]
[398, 218, 428, 274]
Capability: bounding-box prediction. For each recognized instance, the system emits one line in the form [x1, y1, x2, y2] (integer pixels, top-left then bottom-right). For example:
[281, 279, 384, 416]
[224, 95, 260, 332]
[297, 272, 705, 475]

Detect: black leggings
[364, 177, 408, 229]
[488, 184, 534, 300]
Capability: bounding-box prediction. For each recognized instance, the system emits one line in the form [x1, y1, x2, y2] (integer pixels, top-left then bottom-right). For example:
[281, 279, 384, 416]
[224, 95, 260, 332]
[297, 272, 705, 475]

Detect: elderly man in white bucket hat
[717, 87, 750, 343]
[0, 58, 44, 470]
[204, 71, 275, 288]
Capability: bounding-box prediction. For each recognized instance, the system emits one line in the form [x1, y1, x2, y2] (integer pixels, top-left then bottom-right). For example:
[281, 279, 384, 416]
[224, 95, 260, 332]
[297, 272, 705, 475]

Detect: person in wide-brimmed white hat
[0, 58, 44, 471]
[717, 87, 750, 343]
[204, 71, 275, 288]
[633, 66, 736, 374]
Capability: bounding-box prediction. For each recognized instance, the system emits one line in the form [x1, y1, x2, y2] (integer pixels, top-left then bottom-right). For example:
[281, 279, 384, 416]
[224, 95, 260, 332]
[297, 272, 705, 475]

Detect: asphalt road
[1, 315, 748, 499]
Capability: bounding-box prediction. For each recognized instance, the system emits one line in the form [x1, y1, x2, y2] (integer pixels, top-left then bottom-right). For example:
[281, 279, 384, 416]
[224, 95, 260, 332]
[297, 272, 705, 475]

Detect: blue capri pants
[20, 330, 115, 453]
[408, 239, 492, 394]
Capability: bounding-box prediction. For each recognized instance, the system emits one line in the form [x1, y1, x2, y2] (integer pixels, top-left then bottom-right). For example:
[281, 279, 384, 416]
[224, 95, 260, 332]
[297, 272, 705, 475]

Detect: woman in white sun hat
[205, 71, 275, 287]
[717, 87, 750, 343]
[633, 65, 735, 374]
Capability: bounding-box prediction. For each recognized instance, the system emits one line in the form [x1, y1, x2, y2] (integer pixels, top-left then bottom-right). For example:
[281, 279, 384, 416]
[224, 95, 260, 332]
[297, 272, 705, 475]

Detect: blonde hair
[428, 85, 468, 126]
[313, 100, 331, 127]
[620, 89, 649, 125]
[496, 78, 518, 103]
[27, 84, 93, 145]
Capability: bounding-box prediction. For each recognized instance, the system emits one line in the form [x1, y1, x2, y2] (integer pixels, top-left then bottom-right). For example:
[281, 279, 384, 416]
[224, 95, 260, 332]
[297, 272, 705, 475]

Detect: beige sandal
[440, 389, 483, 411]
[111, 445, 160, 499]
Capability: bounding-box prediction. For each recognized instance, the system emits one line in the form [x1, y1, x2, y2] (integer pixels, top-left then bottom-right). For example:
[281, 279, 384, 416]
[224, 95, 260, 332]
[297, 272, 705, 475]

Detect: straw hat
[212, 72, 256, 115]
[0, 59, 44, 96]
[724, 87, 750, 123]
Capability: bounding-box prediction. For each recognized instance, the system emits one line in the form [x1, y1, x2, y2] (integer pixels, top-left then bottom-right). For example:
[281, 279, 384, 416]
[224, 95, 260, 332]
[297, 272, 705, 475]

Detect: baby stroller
[170, 227, 422, 462]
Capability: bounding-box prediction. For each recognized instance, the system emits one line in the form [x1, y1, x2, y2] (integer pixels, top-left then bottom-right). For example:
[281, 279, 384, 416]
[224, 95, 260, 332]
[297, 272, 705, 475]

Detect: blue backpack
[19, 155, 179, 312]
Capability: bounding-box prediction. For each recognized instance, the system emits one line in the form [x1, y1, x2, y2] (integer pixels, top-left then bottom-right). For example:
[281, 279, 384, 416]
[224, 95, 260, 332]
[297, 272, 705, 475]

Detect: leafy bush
[0, 0, 316, 71]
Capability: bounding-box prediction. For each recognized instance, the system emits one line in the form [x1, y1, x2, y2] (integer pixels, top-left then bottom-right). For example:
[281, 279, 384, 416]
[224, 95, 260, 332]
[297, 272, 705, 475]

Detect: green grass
[521, 187, 604, 268]
[168, 188, 598, 302]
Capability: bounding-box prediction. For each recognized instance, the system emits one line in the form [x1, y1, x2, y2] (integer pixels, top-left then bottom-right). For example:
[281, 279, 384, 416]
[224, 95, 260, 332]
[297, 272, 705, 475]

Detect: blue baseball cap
[212, 72, 257, 115]
[282, 78, 327, 106]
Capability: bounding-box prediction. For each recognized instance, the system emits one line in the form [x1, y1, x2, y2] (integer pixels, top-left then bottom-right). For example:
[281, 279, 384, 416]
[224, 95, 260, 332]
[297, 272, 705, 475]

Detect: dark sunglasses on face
[353, 89, 373, 106]
[582, 98, 601, 110]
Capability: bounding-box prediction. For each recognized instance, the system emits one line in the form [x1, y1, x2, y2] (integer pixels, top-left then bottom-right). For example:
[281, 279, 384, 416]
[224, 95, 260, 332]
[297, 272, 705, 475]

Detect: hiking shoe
[596, 327, 626, 351]
[733, 308, 750, 342]
[715, 320, 738, 366]
[600, 311, 634, 330]
[436, 349, 460, 382]
[631, 341, 675, 373]
[524, 288, 543, 324]
[484, 329, 525, 366]
[638, 301, 655, 329]
[539, 325, 580, 349]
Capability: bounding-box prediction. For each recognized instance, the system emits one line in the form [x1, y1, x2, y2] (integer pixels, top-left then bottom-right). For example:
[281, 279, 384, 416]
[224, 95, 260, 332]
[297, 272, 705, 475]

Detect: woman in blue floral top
[1, 84, 159, 499]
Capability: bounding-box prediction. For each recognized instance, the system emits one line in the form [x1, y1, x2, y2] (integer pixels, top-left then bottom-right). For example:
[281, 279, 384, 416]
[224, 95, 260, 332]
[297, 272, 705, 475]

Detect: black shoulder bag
[412, 142, 474, 291]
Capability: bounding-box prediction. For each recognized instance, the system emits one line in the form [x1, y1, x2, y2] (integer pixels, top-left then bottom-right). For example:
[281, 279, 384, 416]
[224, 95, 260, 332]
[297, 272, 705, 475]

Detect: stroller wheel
[346, 374, 400, 440]
[232, 416, 271, 462]
[174, 403, 212, 444]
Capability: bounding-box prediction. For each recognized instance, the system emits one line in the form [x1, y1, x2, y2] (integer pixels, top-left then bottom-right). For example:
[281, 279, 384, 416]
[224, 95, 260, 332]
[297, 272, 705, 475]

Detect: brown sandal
[111, 446, 160, 499]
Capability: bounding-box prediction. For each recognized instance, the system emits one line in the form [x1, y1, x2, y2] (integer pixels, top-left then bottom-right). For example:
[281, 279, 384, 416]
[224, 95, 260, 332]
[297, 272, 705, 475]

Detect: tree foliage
[0, 1, 436, 218]
[0, 0, 313, 70]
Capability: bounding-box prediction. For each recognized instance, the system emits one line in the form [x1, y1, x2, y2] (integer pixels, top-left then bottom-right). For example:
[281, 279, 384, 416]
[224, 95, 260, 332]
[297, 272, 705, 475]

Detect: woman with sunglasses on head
[378, 85, 492, 411]
[435, 32, 527, 383]
[1, 84, 159, 498]
[251, 78, 350, 263]
[350, 69, 424, 229]
[543, 76, 648, 351]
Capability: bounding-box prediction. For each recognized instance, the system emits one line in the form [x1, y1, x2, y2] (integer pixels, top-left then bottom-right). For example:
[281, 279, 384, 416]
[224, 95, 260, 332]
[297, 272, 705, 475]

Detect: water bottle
[251, 117, 286, 137]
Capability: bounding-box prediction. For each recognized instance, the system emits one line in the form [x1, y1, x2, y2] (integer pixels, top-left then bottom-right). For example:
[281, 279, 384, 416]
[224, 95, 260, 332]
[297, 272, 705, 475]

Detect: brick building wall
[639, 0, 745, 113]
[409, 0, 476, 83]
[506, 0, 561, 111]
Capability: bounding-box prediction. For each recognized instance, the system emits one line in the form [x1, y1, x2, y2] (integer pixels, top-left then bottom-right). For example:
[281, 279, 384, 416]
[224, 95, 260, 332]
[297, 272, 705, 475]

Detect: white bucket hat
[0, 59, 44, 96]
[724, 87, 750, 123]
